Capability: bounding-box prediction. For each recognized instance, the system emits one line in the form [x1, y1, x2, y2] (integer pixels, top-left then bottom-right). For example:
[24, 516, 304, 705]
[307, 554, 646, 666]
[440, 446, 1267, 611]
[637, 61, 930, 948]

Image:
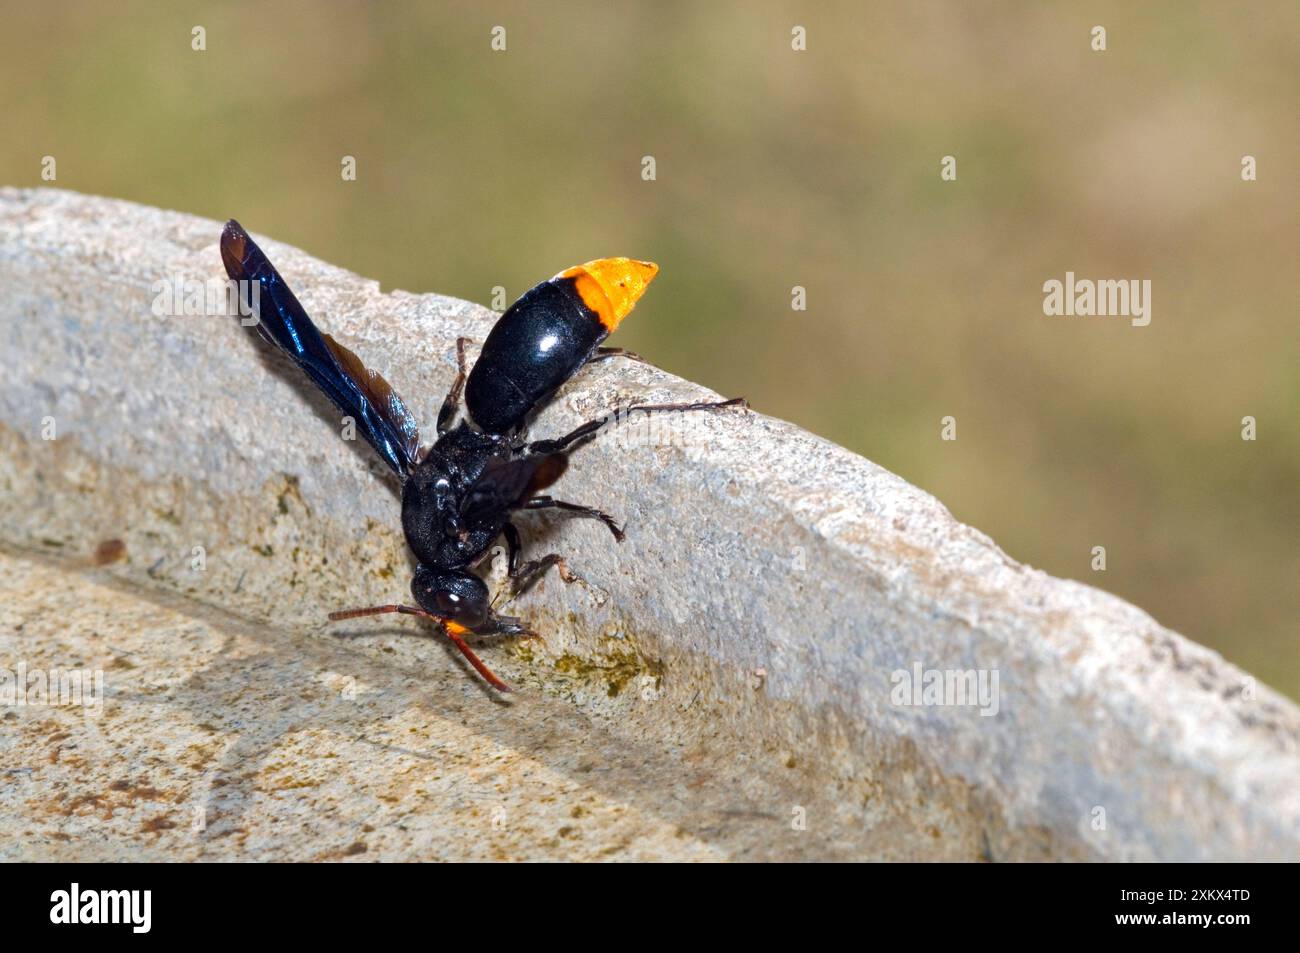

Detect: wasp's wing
[221, 220, 421, 477]
[460, 453, 567, 521]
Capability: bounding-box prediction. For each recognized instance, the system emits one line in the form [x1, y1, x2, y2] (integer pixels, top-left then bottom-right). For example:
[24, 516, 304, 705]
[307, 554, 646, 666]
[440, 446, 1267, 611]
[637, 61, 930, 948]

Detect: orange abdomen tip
[559, 257, 659, 332]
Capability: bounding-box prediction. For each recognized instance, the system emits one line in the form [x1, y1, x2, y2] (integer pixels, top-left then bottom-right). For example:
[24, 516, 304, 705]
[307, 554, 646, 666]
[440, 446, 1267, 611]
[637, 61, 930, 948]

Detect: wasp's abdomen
[466, 279, 605, 434]
[465, 258, 658, 435]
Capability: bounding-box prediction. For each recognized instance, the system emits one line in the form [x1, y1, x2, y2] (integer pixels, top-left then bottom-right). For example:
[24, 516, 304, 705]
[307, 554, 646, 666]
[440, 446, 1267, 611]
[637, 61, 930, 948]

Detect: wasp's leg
[327, 601, 512, 692]
[510, 554, 579, 594]
[622, 397, 749, 416]
[527, 397, 747, 455]
[590, 346, 653, 367]
[481, 524, 552, 644]
[502, 521, 523, 574]
[502, 523, 579, 593]
[436, 337, 471, 435]
[522, 495, 624, 542]
[502, 522, 578, 592]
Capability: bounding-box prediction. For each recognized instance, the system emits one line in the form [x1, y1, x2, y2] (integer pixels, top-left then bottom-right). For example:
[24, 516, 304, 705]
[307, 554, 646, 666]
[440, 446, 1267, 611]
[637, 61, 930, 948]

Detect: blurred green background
[3, 2, 1296, 698]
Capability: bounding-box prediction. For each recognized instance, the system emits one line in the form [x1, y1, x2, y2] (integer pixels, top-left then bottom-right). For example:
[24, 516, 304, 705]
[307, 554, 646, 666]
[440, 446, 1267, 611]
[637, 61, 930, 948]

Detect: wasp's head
[411, 567, 490, 628]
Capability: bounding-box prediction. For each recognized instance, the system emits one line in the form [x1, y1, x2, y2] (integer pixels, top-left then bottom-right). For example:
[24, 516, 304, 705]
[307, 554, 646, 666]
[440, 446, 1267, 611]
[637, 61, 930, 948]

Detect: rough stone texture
[1, 188, 1297, 861]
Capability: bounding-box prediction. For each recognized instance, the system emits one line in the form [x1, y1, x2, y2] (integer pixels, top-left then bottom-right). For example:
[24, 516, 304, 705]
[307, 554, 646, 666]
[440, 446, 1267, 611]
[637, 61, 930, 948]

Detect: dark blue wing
[220, 220, 421, 478]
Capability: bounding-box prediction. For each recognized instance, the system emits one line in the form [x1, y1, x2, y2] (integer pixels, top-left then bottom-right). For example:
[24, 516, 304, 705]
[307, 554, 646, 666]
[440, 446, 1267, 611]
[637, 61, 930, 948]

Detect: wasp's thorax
[401, 431, 506, 570]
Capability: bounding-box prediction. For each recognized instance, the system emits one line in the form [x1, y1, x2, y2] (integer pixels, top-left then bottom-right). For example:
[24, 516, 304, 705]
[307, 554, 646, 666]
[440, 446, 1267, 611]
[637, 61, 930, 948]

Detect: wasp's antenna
[328, 604, 513, 693]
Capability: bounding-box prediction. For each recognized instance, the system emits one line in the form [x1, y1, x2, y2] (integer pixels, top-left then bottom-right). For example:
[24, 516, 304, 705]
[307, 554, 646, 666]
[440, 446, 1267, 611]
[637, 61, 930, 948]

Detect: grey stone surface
[1, 187, 1296, 861]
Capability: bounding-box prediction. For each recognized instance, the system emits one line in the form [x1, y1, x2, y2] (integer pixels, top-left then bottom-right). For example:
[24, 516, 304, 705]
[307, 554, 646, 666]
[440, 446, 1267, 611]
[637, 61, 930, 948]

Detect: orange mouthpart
[559, 257, 659, 332]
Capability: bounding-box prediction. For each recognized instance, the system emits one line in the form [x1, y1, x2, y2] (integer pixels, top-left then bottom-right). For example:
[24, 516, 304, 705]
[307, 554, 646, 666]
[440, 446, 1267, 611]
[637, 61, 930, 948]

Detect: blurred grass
[2, 1, 1296, 698]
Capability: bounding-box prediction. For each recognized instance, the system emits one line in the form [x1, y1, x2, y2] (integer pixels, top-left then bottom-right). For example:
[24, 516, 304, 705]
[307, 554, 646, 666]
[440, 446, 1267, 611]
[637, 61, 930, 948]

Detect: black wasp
[221, 221, 744, 691]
